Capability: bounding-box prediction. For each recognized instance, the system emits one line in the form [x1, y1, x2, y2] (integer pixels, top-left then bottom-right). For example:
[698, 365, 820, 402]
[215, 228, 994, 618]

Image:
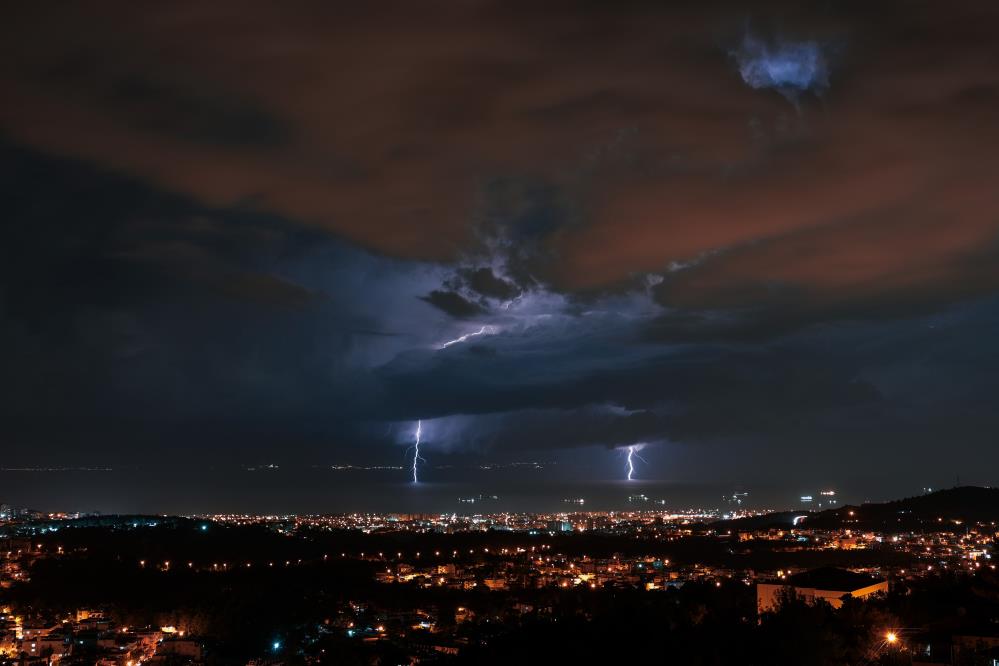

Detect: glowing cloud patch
[733, 34, 829, 96]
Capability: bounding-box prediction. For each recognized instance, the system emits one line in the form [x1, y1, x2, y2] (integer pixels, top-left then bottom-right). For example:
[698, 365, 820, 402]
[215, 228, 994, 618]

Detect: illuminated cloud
[732, 33, 829, 97]
[3, 1, 999, 494]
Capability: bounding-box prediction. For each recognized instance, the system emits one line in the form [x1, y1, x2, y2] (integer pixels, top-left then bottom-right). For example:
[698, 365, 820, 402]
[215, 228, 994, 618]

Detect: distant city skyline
[0, 462, 981, 517]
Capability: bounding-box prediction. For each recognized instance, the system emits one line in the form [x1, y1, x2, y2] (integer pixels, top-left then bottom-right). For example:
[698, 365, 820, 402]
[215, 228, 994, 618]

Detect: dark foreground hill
[716, 486, 999, 532]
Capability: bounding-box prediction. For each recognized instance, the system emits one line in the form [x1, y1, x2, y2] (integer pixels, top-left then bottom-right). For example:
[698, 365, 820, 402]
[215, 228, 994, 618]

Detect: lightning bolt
[438, 326, 495, 349]
[411, 420, 424, 484]
[624, 444, 647, 481]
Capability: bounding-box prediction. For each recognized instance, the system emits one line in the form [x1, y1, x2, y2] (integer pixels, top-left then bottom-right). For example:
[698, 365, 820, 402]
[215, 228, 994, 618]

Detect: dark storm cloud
[0, 142, 437, 462]
[103, 76, 290, 149]
[421, 290, 485, 318]
[374, 315, 886, 428]
[2, 1, 999, 487]
[375, 296, 999, 483]
[3, 0, 997, 302]
[421, 266, 522, 319]
[418, 406, 672, 454]
[0, 142, 317, 320]
[4, 139, 999, 480]
[458, 268, 521, 302]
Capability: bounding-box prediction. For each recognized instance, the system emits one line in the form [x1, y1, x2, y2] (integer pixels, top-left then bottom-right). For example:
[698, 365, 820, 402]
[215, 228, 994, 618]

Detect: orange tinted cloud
[2, 0, 997, 308]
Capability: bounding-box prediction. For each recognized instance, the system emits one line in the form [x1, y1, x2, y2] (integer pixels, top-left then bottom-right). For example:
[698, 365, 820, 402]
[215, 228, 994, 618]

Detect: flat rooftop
[785, 567, 885, 591]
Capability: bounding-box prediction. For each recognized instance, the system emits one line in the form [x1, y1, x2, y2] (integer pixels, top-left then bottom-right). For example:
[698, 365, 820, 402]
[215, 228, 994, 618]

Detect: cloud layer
[2, 1, 999, 487]
[3, 2, 998, 299]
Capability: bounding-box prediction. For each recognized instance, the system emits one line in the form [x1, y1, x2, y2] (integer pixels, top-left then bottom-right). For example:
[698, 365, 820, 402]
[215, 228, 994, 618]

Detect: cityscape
[4, 486, 999, 663]
[4, 0, 999, 664]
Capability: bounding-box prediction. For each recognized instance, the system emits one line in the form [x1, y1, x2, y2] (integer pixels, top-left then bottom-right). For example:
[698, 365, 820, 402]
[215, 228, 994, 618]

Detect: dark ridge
[714, 486, 999, 532]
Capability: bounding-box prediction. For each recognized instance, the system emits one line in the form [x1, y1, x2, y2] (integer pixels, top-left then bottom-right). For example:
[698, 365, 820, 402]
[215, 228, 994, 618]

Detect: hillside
[716, 486, 999, 532]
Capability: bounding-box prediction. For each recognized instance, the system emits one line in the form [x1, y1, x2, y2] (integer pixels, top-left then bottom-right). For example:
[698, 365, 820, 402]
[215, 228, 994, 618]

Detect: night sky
[2, 2, 999, 511]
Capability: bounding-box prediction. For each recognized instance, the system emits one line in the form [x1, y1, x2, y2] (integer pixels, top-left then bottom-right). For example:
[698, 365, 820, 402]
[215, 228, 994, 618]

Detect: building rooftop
[786, 567, 884, 592]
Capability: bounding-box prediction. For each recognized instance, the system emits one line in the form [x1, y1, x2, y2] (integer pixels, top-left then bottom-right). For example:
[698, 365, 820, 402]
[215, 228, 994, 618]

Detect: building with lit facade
[757, 567, 888, 613]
